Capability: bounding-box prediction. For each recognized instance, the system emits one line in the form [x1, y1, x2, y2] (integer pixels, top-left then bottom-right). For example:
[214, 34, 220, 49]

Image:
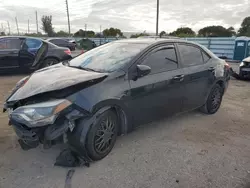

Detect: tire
[41, 58, 59, 68]
[200, 84, 223, 114]
[68, 46, 75, 51]
[86, 110, 118, 161]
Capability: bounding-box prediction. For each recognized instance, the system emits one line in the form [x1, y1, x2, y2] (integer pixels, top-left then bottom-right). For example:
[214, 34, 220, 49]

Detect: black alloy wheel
[200, 84, 223, 114]
[44, 58, 59, 67]
[86, 110, 118, 161]
[94, 116, 116, 154]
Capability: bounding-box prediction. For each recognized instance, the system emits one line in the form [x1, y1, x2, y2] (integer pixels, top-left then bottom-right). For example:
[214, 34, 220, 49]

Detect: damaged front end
[8, 99, 88, 150]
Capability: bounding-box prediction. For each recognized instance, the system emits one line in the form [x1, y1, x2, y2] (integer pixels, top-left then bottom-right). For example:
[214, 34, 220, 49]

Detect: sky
[0, 0, 249, 35]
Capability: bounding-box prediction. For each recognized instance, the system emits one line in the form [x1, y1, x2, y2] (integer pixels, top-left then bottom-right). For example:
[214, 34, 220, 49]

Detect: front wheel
[200, 84, 223, 114]
[86, 110, 118, 161]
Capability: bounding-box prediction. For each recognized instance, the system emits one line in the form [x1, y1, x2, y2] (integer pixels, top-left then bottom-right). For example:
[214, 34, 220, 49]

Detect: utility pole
[65, 0, 71, 35]
[99, 25, 102, 45]
[7, 21, 10, 35]
[156, 0, 159, 36]
[15, 17, 19, 35]
[35, 11, 38, 33]
[85, 24, 87, 38]
[28, 19, 30, 33]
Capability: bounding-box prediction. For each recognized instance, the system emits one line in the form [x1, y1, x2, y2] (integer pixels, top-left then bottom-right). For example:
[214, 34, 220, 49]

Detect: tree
[198, 26, 234, 37]
[227, 27, 236, 36]
[55, 30, 69, 37]
[41, 15, 54, 37]
[238, 17, 250, 36]
[0, 32, 5, 36]
[73, 29, 95, 37]
[130, 33, 149, 38]
[25, 32, 43, 37]
[159, 31, 166, 37]
[169, 27, 195, 37]
[103, 27, 123, 37]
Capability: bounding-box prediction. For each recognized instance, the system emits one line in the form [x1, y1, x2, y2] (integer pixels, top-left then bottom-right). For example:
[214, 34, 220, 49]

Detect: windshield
[69, 42, 148, 72]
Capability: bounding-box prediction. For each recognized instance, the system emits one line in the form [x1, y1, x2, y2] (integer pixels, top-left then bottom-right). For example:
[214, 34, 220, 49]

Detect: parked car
[0, 36, 72, 73]
[4, 38, 230, 161]
[47, 38, 76, 51]
[76, 38, 97, 51]
[64, 38, 76, 45]
[239, 56, 250, 78]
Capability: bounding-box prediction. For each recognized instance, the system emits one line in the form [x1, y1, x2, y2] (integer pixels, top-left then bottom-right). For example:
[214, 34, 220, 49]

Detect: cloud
[0, 0, 249, 34]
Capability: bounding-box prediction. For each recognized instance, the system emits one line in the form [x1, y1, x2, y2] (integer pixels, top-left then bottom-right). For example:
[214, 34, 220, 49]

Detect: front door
[19, 38, 47, 70]
[177, 43, 215, 111]
[0, 37, 22, 71]
[128, 44, 185, 125]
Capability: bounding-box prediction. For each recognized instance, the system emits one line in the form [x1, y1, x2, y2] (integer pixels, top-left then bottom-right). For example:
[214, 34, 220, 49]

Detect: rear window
[0, 38, 21, 49]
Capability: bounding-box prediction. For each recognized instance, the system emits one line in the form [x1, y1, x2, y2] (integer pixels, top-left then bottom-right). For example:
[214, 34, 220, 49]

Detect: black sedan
[4, 38, 230, 161]
[0, 36, 72, 73]
[47, 38, 76, 51]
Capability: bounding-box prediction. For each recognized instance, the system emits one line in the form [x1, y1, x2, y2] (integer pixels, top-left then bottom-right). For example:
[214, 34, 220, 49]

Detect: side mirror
[132, 65, 151, 81]
[137, 65, 151, 78]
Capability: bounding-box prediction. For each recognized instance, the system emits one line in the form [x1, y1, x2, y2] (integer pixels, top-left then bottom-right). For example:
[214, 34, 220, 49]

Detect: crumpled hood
[7, 64, 108, 102]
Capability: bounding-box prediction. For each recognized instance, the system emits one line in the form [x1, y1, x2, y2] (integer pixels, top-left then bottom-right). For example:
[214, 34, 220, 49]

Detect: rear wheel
[41, 58, 59, 68]
[86, 110, 118, 161]
[200, 84, 223, 114]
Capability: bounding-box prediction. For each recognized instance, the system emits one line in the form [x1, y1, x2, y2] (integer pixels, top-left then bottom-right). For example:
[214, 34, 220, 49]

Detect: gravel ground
[0, 63, 250, 188]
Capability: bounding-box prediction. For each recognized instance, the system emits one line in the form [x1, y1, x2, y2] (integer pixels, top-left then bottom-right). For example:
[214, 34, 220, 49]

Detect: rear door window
[178, 44, 204, 67]
[0, 38, 22, 49]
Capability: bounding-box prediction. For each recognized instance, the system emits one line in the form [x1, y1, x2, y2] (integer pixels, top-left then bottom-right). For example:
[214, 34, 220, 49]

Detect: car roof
[0, 36, 62, 47]
[113, 38, 194, 45]
[113, 38, 216, 58]
[47, 38, 68, 41]
[0, 36, 47, 42]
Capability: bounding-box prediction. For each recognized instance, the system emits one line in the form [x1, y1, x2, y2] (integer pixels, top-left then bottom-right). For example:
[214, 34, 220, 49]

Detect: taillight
[224, 62, 230, 70]
[64, 49, 71, 55]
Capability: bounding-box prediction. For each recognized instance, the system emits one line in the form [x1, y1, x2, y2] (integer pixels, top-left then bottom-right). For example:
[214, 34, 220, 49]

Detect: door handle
[173, 74, 184, 81]
[208, 67, 215, 72]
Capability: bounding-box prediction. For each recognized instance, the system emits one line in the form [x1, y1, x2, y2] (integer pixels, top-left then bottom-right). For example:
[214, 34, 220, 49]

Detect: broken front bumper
[9, 107, 85, 150]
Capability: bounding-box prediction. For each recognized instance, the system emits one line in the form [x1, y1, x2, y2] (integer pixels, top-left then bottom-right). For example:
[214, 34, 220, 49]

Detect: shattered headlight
[239, 62, 245, 67]
[11, 99, 72, 127]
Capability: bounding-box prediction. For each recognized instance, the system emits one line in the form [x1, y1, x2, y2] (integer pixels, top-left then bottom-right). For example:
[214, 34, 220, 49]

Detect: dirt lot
[0, 66, 250, 188]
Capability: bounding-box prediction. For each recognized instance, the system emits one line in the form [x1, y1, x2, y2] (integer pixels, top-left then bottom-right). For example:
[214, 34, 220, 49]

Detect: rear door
[18, 38, 44, 70]
[177, 43, 215, 111]
[128, 44, 185, 125]
[0, 37, 22, 70]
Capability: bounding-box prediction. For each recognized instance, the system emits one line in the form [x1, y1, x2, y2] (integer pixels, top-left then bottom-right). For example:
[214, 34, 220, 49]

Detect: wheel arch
[91, 99, 133, 135]
[203, 78, 226, 105]
[215, 79, 226, 94]
[43, 56, 60, 62]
